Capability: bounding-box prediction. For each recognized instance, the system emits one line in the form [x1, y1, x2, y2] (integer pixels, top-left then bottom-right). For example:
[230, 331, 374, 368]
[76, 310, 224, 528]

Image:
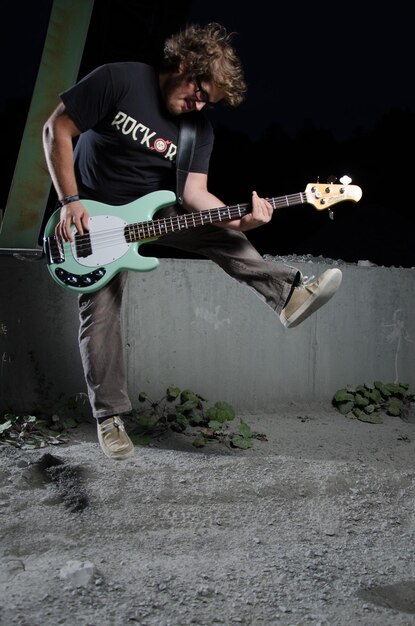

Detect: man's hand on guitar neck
[56, 200, 90, 242]
[237, 191, 273, 232]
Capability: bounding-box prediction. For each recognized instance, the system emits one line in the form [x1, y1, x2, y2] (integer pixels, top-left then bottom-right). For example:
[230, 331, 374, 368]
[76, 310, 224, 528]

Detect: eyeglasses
[193, 78, 216, 108]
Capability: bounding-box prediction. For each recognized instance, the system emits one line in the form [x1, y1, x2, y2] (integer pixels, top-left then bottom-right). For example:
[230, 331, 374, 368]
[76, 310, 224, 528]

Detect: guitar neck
[126, 191, 307, 243]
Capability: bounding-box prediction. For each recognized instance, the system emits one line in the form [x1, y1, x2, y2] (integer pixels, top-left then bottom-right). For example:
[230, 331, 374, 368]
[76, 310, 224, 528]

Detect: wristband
[59, 194, 80, 207]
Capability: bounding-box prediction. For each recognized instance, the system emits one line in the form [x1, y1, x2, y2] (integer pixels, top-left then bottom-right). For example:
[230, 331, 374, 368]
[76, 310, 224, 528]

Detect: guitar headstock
[305, 177, 362, 211]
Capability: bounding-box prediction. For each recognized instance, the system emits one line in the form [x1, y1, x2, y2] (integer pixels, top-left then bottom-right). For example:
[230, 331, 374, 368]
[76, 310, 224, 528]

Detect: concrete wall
[1, 255, 414, 415]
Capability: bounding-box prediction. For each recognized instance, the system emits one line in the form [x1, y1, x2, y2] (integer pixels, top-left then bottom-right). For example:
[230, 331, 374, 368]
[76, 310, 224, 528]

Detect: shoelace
[298, 274, 315, 288]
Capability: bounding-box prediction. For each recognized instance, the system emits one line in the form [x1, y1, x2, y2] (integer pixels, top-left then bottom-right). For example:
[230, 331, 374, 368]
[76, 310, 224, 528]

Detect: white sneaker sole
[280, 268, 342, 329]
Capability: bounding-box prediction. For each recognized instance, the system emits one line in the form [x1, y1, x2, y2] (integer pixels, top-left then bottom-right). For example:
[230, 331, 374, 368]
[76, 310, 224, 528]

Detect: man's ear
[178, 61, 187, 75]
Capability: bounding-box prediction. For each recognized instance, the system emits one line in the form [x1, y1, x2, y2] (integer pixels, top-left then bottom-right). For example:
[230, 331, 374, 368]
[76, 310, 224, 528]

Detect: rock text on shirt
[111, 111, 177, 160]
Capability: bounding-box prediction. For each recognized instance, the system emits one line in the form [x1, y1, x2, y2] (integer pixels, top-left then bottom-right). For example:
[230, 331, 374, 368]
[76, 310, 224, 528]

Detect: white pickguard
[70, 214, 131, 267]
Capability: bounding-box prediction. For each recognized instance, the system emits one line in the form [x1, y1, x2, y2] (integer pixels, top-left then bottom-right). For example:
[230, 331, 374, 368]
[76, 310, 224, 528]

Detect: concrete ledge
[1, 255, 414, 414]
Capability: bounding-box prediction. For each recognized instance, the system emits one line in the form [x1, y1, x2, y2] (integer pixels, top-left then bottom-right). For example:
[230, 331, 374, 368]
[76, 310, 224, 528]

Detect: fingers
[251, 191, 273, 221]
[55, 202, 89, 242]
[55, 217, 76, 242]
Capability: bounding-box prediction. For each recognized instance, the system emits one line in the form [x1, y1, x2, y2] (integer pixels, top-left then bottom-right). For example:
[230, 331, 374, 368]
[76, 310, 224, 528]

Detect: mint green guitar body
[43, 190, 176, 293]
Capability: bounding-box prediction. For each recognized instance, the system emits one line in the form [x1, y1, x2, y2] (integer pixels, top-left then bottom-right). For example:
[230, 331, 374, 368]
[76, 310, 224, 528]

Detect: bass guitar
[43, 179, 362, 293]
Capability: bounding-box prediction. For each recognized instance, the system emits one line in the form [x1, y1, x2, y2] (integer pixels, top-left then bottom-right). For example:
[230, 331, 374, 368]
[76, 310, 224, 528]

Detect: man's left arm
[182, 172, 273, 232]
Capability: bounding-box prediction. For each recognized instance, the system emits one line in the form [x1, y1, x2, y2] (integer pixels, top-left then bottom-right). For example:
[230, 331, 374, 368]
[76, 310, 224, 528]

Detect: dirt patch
[1, 403, 414, 625]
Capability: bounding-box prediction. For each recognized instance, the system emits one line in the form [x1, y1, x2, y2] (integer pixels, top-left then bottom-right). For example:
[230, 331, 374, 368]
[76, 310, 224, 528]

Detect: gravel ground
[1, 403, 415, 626]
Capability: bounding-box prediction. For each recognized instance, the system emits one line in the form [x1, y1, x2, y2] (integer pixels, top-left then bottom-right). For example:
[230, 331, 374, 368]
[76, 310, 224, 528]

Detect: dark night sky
[3, 1, 413, 140]
[2, 1, 414, 267]
[188, 1, 414, 141]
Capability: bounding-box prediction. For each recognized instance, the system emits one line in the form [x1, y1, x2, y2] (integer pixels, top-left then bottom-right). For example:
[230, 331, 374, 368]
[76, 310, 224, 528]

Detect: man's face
[161, 72, 224, 116]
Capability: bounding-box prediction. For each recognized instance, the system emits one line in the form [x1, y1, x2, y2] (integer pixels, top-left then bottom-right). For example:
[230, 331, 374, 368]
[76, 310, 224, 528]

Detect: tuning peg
[339, 175, 352, 185]
[327, 175, 337, 184]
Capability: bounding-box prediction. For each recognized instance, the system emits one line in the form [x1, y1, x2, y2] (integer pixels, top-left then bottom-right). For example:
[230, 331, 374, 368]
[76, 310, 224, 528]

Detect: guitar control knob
[311, 186, 317, 193]
[325, 187, 331, 193]
[320, 198, 327, 205]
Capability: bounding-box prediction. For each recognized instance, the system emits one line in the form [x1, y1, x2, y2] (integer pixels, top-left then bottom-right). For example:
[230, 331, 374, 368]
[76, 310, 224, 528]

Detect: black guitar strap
[176, 115, 197, 205]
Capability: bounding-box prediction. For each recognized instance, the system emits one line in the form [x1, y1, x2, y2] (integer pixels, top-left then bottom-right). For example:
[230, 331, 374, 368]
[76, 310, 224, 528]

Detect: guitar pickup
[75, 231, 92, 258]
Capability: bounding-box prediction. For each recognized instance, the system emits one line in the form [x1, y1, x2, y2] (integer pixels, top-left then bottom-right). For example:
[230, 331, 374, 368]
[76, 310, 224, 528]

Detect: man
[42, 23, 342, 460]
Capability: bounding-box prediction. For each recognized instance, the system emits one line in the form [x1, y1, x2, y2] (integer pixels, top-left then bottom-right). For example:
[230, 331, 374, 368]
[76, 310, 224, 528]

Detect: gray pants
[78, 214, 299, 418]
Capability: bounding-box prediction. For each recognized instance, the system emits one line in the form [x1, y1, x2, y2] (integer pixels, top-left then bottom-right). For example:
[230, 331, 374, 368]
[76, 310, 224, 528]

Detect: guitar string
[55, 192, 308, 255]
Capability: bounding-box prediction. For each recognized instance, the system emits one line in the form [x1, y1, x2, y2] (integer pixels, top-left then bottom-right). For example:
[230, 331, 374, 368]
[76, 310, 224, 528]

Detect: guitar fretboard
[125, 192, 306, 242]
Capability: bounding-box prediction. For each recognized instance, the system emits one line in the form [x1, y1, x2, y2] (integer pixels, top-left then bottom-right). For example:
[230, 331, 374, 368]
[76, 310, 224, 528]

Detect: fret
[158, 218, 167, 235]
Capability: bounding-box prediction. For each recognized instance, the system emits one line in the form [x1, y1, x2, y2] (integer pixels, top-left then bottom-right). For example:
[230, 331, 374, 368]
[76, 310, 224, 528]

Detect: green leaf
[374, 381, 391, 397]
[355, 393, 369, 407]
[188, 411, 204, 426]
[333, 389, 355, 403]
[238, 420, 252, 439]
[23, 415, 37, 423]
[337, 401, 355, 415]
[206, 401, 236, 423]
[2, 413, 17, 423]
[385, 383, 408, 397]
[357, 412, 383, 424]
[178, 400, 198, 413]
[62, 417, 78, 429]
[386, 397, 404, 416]
[180, 389, 202, 404]
[367, 389, 383, 404]
[170, 413, 188, 432]
[231, 435, 253, 449]
[0, 420, 12, 434]
[356, 385, 370, 397]
[208, 420, 223, 432]
[166, 386, 181, 401]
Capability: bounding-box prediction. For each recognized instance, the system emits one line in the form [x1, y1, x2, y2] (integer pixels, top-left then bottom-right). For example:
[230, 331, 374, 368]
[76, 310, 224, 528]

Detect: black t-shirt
[60, 62, 214, 204]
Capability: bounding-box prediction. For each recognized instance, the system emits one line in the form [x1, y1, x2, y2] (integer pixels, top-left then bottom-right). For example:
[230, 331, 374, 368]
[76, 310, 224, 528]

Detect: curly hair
[162, 22, 247, 107]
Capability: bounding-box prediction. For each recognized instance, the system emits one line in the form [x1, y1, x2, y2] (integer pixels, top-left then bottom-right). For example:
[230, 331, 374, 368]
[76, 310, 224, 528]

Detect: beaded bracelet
[59, 194, 80, 207]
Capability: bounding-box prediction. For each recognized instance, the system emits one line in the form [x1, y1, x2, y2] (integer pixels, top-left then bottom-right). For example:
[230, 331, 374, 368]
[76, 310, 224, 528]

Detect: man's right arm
[42, 102, 89, 241]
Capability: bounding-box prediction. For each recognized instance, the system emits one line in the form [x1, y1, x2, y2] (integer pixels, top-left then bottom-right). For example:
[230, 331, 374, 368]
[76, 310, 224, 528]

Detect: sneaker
[280, 268, 342, 329]
[97, 415, 134, 460]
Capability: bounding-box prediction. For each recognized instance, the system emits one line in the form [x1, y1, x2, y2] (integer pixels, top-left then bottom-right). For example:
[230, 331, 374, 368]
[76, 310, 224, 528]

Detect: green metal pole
[0, 0, 95, 253]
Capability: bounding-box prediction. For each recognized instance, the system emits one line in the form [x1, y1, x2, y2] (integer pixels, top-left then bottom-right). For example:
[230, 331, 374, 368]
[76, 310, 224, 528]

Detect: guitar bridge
[44, 236, 64, 264]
